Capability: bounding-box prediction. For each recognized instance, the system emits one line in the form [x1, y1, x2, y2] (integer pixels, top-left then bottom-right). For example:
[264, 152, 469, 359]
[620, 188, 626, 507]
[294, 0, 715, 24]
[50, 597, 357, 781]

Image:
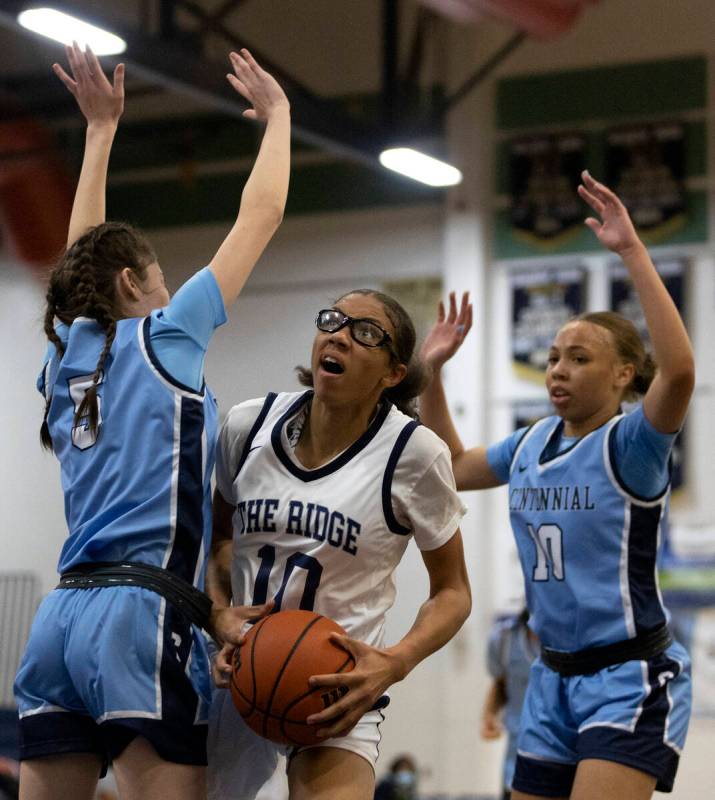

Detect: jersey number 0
[252, 544, 324, 611]
[528, 523, 565, 581]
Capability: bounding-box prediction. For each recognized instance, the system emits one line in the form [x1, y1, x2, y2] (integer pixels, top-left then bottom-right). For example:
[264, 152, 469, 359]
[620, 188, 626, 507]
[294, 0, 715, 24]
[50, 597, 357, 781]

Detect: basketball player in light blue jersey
[14, 44, 290, 800]
[419, 171, 695, 800]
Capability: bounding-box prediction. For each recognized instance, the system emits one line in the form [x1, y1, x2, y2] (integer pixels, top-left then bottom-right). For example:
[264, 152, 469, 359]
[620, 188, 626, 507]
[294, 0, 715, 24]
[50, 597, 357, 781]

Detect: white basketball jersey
[217, 390, 464, 648]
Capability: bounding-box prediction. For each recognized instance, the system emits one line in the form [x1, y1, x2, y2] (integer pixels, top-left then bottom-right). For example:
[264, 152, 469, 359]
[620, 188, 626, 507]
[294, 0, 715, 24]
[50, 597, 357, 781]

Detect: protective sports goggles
[315, 308, 397, 358]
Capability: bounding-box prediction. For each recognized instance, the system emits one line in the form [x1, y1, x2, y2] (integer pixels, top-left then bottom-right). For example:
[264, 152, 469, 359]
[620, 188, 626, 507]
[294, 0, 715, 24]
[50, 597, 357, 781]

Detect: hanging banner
[610, 259, 687, 491]
[508, 132, 586, 247]
[605, 122, 686, 240]
[511, 266, 587, 382]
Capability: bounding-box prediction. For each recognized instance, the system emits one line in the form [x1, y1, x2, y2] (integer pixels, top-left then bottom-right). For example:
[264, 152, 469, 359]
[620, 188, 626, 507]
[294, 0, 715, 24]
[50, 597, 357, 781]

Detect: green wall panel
[107, 162, 441, 229]
[497, 57, 706, 130]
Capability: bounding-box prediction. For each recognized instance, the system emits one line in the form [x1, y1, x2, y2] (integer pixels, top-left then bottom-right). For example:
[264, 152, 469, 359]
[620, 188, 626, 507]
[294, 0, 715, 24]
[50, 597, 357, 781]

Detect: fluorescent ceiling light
[18, 8, 126, 55]
[379, 147, 462, 187]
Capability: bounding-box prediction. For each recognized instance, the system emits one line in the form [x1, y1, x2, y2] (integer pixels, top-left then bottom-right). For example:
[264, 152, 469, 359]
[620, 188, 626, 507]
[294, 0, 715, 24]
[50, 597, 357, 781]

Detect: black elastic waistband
[57, 561, 213, 632]
[541, 625, 672, 676]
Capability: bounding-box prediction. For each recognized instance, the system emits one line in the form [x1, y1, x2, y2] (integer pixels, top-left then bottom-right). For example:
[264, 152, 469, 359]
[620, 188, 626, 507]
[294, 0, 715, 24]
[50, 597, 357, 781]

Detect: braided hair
[41, 222, 157, 450]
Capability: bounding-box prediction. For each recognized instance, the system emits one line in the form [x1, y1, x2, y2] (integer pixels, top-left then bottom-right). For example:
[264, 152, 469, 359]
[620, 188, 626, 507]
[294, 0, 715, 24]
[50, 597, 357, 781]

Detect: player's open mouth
[320, 355, 345, 375]
[550, 388, 570, 404]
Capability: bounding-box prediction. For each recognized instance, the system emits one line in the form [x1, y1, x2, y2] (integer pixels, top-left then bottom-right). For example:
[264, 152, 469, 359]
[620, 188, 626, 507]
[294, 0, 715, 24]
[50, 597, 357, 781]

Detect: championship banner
[508, 133, 586, 247]
[511, 266, 587, 383]
[605, 122, 686, 240]
[610, 259, 687, 491]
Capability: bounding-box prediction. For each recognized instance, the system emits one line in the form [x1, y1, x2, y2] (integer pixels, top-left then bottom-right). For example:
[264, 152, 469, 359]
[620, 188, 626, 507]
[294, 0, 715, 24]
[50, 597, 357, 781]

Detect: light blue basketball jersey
[39, 313, 219, 588]
[506, 415, 669, 651]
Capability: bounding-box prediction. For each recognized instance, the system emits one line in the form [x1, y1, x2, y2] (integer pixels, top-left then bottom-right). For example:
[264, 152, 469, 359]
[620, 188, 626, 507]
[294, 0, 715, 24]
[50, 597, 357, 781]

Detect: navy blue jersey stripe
[382, 420, 420, 535]
[142, 317, 206, 396]
[628, 504, 667, 634]
[271, 392, 392, 482]
[607, 418, 670, 503]
[158, 602, 200, 722]
[233, 393, 278, 480]
[166, 397, 206, 584]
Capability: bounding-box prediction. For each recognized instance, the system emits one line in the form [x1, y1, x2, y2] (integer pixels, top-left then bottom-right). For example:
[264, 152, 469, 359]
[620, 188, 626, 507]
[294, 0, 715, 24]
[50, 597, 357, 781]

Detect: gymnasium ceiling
[0, 1, 598, 241]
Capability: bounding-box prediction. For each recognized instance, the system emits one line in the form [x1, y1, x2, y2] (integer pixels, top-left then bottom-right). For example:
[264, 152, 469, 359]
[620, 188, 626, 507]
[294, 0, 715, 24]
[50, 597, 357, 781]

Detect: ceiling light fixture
[379, 147, 462, 187]
[18, 7, 126, 55]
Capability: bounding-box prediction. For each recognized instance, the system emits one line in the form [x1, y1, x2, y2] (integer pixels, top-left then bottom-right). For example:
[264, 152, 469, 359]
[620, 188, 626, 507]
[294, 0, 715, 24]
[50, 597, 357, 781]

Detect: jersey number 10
[528, 523, 565, 582]
[252, 544, 324, 612]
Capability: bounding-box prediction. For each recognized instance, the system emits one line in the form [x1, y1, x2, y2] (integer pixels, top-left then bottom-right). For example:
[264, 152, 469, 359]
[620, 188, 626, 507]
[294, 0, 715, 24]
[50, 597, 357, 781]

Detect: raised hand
[53, 42, 124, 127]
[420, 291, 473, 373]
[226, 49, 289, 122]
[305, 633, 402, 739]
[578, 170, 642, 256]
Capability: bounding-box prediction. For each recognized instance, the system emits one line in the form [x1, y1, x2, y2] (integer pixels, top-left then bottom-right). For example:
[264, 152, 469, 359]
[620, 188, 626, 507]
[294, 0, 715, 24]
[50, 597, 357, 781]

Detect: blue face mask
[393, 769, 417, 790]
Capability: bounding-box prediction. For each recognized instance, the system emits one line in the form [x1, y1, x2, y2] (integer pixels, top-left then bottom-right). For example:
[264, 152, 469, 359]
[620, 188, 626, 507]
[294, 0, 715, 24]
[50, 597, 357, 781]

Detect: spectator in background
[374, 754, 419, 800]
[481, 610, 539, 800]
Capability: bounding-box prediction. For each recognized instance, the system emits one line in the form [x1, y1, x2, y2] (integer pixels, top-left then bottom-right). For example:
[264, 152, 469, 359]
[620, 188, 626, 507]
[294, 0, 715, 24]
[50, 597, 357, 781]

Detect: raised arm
[419, 292, 503, 490]
[53, 43, 124, 246]
[209, 50, 291, 307]
[578, 171, 695, 432]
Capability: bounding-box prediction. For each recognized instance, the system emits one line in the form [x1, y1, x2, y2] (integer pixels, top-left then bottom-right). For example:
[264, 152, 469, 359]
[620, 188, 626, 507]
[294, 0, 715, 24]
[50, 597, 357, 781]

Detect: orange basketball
[230, 609, 355, 746]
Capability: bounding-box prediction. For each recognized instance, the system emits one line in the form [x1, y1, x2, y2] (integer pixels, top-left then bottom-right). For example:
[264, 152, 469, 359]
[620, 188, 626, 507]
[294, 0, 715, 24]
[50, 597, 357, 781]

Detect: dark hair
[295, 289, 430, 419]
[573, 311, 656, 402]
[41, 222, 157, 450]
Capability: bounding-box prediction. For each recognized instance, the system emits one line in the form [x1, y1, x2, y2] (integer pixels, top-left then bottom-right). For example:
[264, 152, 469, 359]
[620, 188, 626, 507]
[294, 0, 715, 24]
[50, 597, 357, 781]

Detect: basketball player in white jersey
[207, 290, 472, 800]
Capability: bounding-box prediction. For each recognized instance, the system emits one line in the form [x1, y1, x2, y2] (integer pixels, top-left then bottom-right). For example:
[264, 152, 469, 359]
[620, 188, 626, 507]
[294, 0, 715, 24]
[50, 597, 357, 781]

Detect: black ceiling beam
[382, 0, 399, 127]
[442, 30, 526, 113]
[0, 1, 393, 168]
[177, 0, 329, 105]
[197, 0, 247, 36]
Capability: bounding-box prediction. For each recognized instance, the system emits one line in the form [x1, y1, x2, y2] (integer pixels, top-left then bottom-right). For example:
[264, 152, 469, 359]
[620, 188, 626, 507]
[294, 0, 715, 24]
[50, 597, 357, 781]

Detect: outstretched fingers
[52, 62, 77, 95]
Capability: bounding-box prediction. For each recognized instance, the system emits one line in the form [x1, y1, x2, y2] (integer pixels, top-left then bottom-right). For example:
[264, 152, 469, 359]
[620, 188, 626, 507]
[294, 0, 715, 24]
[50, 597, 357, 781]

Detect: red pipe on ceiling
[419, 0, 599, 38]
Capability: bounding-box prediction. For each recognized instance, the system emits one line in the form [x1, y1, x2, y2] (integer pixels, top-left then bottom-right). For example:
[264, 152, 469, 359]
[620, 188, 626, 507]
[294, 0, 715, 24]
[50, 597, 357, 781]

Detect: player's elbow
[662, 359, 696, 403]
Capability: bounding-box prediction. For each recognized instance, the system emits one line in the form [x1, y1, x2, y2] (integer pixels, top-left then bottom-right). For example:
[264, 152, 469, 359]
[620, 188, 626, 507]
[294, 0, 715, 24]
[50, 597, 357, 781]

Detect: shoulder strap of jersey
[509, 416, 554, 476]
[382, 418, 421, 535]
[233, 392, 278, 480]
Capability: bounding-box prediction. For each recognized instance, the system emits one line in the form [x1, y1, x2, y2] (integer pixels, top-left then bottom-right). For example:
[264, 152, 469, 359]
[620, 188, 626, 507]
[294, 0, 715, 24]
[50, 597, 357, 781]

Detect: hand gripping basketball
[230, 609, 355, 745]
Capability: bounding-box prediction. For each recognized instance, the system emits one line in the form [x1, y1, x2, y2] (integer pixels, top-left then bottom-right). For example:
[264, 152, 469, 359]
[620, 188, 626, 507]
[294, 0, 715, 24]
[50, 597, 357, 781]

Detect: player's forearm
[384, 585, 472, 682]
[238, 104, 291, 226]
[206, 538, 233, 609]
[419, 369, 466, 460]
[620, 242, 694, 386]
[483, 678, 507, 715]
[209, 105, 290, 306]
[67, 122, 117, 247]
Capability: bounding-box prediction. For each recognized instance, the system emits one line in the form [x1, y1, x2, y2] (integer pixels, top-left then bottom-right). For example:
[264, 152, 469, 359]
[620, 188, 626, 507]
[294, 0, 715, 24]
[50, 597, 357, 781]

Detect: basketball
[230, 609, 355, 745]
